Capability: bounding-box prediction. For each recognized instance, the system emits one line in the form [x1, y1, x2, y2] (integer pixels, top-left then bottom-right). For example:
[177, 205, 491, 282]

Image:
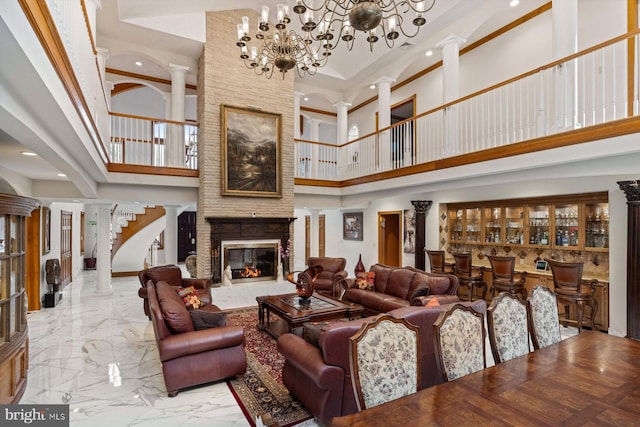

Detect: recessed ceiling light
[135, 61, 142, 66]
[370, 84, 376, 89]
[425, 50, 433, 57]
[303, 97, 309, 101]
[57, 173, 66, 177]
[509, 0, 519, 7]
[21, 151, 37, 156]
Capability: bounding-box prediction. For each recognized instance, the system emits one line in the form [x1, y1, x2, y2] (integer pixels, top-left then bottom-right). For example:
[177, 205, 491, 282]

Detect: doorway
[377, 211, 402, 267]
[178, 211, 196, 262]
[60, 211, 72, 288]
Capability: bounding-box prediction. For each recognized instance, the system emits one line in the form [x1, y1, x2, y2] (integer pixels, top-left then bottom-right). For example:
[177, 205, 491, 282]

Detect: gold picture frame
[221, 104, 282, 198]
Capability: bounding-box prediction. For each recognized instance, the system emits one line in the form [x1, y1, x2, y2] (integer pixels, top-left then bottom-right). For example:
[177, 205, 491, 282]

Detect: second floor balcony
[108, 31, 640, 186]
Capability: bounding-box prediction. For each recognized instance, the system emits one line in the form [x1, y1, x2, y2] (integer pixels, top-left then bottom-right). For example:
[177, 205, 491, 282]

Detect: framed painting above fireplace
[221, 104, 282, 198]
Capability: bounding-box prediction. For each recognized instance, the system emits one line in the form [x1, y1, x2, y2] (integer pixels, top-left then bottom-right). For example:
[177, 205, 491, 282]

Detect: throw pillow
[366, 271, 376, 289]
[426, 297, 440, 307]
[190, 310, 227, 330]
[176, 286, 203, 310]
[355, 277, 371, 290]
[410, 283, 430, 302]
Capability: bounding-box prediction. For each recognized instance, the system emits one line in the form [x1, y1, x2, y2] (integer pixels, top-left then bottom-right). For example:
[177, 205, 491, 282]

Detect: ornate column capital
[618, 180, 640, 203]
[411, 200, 433, 215]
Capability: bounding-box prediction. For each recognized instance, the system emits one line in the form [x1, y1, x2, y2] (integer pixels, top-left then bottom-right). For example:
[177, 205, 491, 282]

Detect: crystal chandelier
[237, 5, 330, 79]
[293, 0, 436, 51]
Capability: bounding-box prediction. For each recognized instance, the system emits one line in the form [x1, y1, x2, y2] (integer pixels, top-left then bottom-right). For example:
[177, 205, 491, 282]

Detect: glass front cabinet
[0, 194, 39, 404]
[447, 192, 608, 253]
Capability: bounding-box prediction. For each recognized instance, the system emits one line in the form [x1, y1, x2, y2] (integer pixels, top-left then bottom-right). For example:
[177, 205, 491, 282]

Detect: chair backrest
[307, 257, 346, 275]
[426, 250, 446, 273]
[349, 314, 420, 411]
[452, 253, 473, 276]
[528, 285, 562, 350]
[138, 264, 184, 288]
[487, 256, 516, 281]
[545, 259, 584, 292]
[433, 303, 486, 381]
[487, 292, 530, 363]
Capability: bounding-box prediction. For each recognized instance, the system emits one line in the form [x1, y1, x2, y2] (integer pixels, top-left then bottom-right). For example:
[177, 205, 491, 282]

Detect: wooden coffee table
[256, 293, 364, 339]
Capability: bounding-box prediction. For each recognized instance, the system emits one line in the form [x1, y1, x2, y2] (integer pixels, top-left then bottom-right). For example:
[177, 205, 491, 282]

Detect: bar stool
[487, 255, 527, 300]
[426, 250, 449, 273]
[452, 253, 487, 301]
[545, 259, 598, 332]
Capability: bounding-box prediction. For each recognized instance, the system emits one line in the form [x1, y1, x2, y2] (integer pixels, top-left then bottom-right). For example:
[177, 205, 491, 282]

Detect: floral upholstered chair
[349, 314, 420, 411]
[529, 285, 562, 349]
[487, 292, 531, 364]
[433, 303, 486, 381]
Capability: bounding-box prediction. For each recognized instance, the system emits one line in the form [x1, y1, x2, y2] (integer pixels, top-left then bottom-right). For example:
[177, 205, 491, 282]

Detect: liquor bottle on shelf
[541, 231, 549, 245]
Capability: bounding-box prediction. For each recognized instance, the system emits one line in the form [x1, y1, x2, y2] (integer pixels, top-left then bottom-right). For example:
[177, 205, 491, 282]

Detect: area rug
[225, 307, 313, 427]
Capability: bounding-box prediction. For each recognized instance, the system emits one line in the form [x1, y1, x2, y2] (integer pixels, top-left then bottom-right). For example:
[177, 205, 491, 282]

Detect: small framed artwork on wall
[343, 212, 363, 241]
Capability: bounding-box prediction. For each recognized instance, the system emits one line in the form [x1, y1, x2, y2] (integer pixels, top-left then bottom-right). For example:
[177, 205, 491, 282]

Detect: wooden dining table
[329, 331, 640, 426]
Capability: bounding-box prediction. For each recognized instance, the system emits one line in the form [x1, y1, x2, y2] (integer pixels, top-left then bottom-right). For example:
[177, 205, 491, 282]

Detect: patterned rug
[225, 307, 313, 427]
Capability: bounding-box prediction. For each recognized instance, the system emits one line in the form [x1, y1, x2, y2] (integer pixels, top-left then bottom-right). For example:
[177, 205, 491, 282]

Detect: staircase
[111, 205, 166, 259]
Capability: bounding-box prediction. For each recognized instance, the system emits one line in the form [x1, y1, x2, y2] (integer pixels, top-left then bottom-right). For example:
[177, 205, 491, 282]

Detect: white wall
[111, 86, 166, 119]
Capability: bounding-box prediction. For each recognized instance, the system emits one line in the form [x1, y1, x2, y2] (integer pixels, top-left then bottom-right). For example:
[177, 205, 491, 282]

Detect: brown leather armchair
[138, 265, 211, 319]
[307, 257, 348, 298]
[146, 280, 246, 396]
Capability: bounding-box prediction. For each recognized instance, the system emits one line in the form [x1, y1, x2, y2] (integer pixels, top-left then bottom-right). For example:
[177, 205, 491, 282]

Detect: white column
[164, 205, 179, 266]
[310, 118, 322, 179]
[375, 77, 395, 169]
[437, 34, 466, 156]
[294, 91, 304, 139]
[308, 209, 322, 258]
[169, 64, 189, 167]
[552, 0, 578, 130]
[96, 47, 109, 86]
[334, 101, 351, 145]
[95, 203, 112, 295]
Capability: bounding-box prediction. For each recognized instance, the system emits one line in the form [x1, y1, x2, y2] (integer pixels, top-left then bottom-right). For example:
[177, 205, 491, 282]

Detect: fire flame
[241, 266, 261, 278]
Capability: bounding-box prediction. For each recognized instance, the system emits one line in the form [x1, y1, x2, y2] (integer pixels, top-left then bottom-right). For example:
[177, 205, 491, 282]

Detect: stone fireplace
[207, 217, 295, 284]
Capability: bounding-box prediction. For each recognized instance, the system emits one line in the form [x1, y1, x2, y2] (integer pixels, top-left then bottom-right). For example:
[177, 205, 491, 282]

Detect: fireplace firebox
[207, 217, 295, 284]
[223, 242, 278, 283]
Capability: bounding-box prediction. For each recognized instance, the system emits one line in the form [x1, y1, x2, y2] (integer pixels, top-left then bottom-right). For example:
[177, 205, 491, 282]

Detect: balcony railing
[295, 30, 640, 182]
[109, 112, 198, 170]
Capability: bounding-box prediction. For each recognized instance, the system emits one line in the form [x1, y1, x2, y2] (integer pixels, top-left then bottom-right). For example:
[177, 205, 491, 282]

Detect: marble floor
[21, 268, 578, 427]
[21, 268, 302, 427]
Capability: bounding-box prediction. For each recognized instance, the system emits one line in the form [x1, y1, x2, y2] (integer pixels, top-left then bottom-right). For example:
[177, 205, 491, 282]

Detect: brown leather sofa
[342, 263, 460, 315]
[138, 264, 212, 319]
[146, 279, 247, 397]
[277, 300, 487, 425]
[307, 257, 348, 298]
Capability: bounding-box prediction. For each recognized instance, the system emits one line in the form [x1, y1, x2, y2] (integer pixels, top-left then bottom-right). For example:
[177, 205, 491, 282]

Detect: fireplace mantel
[206, 217, 295, 283]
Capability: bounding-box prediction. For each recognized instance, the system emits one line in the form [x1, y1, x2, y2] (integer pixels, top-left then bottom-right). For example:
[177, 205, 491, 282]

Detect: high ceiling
[98, 0, 549, 111]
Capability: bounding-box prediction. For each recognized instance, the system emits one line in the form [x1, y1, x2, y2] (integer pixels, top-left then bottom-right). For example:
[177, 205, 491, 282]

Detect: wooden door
[60, 211, 72, 288]
[26, 208, 41, 310]
[378, 211, 402, 267]
[178, 211, 196, 262]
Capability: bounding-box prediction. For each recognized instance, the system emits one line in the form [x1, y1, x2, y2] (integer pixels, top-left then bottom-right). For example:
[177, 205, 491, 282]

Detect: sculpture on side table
[287, 265, 323, 304]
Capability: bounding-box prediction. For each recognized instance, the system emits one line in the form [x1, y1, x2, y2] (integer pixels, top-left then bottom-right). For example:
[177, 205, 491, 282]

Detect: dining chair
[487, 292, 531, 364]
[349, 314, 420, 411]
[452, 253, 487, 301]
[528, 285, 562, 350]
[545, 259, 598, 332]
[487, 255, 527, 300]
[426, 250, 449, 273]
[433, 303, 486, 381]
